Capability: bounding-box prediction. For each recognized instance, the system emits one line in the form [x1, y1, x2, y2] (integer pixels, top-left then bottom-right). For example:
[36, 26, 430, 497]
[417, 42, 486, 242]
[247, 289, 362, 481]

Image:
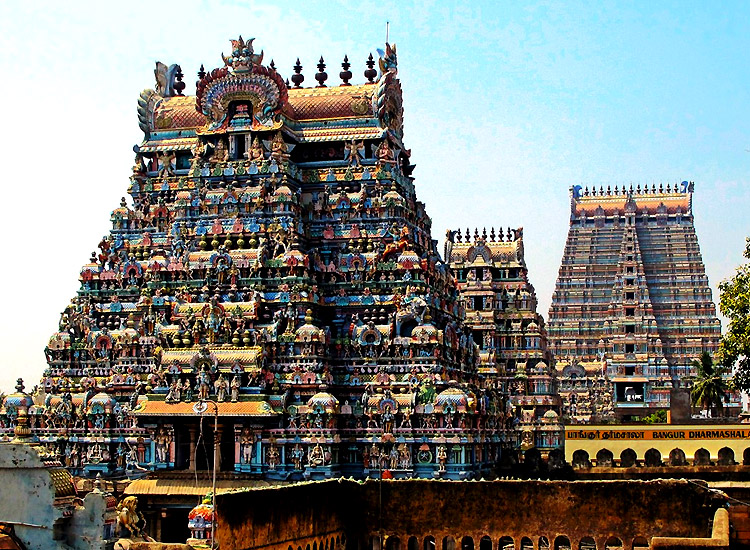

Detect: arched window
[604, 537, 622, 550]
[539, 537, 550, 550]
[408, 537, 419, 550]
[480, 536, 493, 550]
[595, 448, 614, 467]
[424, 537, 436, 550]
[620, 448, 637, 468]
[521, 537, 533, 550]
[443, 537, 456, 550]
[632, 537, 648, 550]
[554, 536, 571, 550]
[578, 537, 596, 550]
[462, 537, 474, 550]
[693, 448, 711, 466]
[499, 537, 515, 550]
[718, 447, 736, 466]
[386, 536, 401, 550]
[644, 448, 662, 467]
[572, 450, 591, 469]
[668, 448, 686, 466]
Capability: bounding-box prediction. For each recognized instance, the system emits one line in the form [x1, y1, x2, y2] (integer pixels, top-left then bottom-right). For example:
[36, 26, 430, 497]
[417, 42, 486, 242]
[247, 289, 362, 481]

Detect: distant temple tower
[548, 182, 729, 421]
[447, 227, 562, 455]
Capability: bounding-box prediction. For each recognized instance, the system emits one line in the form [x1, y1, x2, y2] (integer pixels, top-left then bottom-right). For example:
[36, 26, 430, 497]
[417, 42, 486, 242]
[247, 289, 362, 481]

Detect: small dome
[411, 322, 439, 343]
[435, 387, 469, 412]
[307, 392, 339, 414]
[543, 410, 560, 423]
[87, 392, 116, 412]
[48, 332, 71, 350]
[272, 185, 297, 203]
[295, 310, 325, 343]
[3, 379, 33, 411]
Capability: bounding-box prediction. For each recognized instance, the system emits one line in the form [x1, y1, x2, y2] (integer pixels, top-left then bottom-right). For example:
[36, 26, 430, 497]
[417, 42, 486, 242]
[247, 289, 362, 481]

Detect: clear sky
[0, 0, 748, 392]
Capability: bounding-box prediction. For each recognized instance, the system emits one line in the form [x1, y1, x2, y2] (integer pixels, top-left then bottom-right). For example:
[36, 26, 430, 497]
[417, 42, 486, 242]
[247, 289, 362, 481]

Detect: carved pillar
[214, 424, 223, 472]
[189, 426, 197, 471]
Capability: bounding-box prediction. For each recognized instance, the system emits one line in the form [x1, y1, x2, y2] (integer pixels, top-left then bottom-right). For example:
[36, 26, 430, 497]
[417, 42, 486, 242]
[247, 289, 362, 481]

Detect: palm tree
[690, 351, 728, 417]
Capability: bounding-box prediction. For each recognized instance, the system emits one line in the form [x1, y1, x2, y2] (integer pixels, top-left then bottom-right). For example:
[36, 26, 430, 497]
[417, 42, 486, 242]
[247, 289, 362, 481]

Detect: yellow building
[565, 424, 750, 467]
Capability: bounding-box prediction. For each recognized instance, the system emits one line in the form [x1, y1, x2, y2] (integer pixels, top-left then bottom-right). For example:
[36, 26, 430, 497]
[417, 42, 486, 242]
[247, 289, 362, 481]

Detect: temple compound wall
[216, 479, 727, 550]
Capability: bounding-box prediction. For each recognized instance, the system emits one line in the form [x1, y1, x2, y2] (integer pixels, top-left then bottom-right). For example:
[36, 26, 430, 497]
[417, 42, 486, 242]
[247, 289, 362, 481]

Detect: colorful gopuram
[0, 38, 518, 480]
[446, 227, 562, 455]
[548, 183, 737, 421]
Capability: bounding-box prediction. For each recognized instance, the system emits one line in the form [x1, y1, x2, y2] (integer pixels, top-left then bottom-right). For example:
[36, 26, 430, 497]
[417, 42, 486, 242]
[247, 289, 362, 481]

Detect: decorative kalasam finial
[285, 78, 291, 88]
[269, 59, 276, 71]
[15, 378, 24, 393]
[490, 227, 496, 242]
[364, 53, 377, 83]
[173, 65, 185, 96]
[315, 56, 328, 87]
[222, 36, 264, 72]
[291, 58, 304, 88]
[197, 64, 206, 82]
[340, 55, 352, 86]
[482, 227, 487, 240]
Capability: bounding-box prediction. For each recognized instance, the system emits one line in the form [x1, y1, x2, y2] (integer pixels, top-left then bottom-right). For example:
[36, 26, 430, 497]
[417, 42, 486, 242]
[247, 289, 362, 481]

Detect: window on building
[625, 307, 635, 317]
[626, 292, 635, 300]
[625, 324, 635, 334]
[625, 343, 635, 353]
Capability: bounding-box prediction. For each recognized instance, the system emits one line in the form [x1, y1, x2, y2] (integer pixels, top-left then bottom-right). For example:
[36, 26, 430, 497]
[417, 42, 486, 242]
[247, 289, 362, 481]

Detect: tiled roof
[287, 84, 375, 120]
[132, 399, 277, 416]
[153, 95, 203, 129]
[123, 477, 286, 496]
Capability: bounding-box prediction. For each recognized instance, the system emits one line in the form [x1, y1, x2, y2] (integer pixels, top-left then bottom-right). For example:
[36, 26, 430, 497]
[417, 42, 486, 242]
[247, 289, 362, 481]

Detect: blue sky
[0, 0, 748, 391]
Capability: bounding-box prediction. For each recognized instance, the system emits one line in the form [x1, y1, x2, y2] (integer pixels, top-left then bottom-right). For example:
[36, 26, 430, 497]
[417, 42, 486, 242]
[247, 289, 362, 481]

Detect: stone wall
[216, 479, 726, 550]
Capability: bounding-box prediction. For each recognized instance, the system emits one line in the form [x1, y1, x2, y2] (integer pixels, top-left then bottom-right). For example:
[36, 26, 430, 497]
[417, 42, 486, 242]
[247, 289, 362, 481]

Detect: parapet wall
[216, 479, 726, 550]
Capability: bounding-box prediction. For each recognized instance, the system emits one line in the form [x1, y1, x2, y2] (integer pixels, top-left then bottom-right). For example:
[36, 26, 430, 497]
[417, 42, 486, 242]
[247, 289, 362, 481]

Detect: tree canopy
[718, 237, 750, 391]
[690, 351, 728, 416]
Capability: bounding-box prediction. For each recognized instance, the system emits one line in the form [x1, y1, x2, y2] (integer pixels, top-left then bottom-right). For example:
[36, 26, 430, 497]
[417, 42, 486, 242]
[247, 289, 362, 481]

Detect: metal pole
[193, 399, 219, 550]
[211, 401, 218, 550]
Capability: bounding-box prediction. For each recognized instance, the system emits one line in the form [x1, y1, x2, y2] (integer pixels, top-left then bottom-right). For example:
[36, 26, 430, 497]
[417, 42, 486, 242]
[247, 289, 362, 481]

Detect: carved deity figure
[437, 445, 447, 473]
[214, 374, 229, 402]
[267, 444, 280, 470]
[309, 443, 325, 467]
[240, 428, 253, 464]
[291, 444, 304, 470]
[230, 374, 241, 402]
[246, 137, 265, 162]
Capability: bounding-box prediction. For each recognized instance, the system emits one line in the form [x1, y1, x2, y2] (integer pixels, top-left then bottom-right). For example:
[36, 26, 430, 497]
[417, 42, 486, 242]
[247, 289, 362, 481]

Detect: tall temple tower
[446, 227, 561, 456]
[3, 38, 522, 480]
[548, 182, 730, 421]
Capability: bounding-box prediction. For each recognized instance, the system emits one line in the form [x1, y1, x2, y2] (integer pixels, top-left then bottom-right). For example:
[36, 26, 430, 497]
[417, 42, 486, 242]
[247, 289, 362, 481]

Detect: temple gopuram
[0, 37, 532, 481]
[446, 227, 562, 457]
[548, 183, 739, 421]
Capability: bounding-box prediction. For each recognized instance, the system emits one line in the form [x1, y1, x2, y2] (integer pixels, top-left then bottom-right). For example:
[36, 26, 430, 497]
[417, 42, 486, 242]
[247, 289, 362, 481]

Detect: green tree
[690, 351, 728, 416]
[718, 237, 750, 390]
